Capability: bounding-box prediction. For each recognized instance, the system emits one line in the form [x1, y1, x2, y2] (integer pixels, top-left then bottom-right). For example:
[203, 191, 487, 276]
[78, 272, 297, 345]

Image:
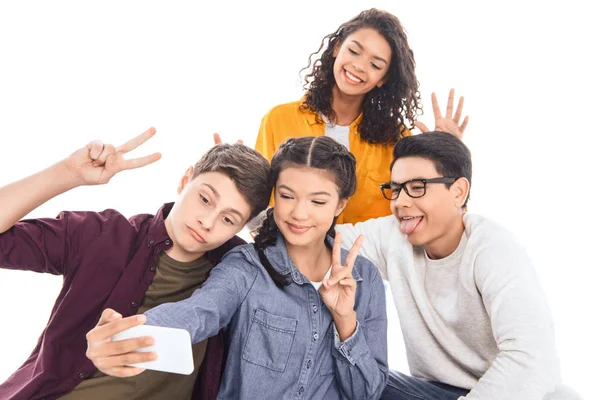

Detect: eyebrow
[201, 183, 245, 220]
[278, 184, 332, 197]
[350, 40, 388, 64]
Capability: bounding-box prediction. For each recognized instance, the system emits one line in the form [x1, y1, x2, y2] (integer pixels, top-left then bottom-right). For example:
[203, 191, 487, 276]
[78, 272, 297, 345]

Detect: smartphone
[112, 324, 194, 375]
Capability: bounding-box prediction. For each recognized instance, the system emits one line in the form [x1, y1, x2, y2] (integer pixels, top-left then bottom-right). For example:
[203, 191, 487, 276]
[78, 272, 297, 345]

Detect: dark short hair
[192, 143, 270, 220]
[391, 131, 472, 207]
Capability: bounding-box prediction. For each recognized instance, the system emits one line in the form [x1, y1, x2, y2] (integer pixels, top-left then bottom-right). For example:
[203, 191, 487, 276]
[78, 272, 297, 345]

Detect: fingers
[121, 152, 162, 171]
[96, 308, 122, 327]
[454, 95, 464, 123]
[236, 139, 244, 144]
[101, 366, 147, 378]
[94, 144, 116, 167]
[431, 92, 442, 120]
[116, 127, 156, 154]
[460, 115, 469, 133]
[344, 235, 364, 272]
[86, 313, 146, 344]
[88, 340, 157, 369]
[339, 277, 357, 294]
[445, 88, 455, 119]
[332, 232, 342, 267]
[87, 141, 105, 160]
[413, 121, 430, 133]
[213, 133, 223, 145]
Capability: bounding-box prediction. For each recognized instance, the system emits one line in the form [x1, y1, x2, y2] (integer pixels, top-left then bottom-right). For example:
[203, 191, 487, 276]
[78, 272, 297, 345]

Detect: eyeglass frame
[379, 177, 459, 200]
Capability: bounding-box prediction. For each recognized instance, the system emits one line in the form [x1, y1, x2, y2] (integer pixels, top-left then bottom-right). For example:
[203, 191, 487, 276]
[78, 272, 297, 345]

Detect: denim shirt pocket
[318, 324, 335, 376]
[242, 308, 298, 373]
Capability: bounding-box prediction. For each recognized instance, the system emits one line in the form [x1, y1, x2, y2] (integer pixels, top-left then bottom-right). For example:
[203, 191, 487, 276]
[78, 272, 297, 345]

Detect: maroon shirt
[0, 203, 242, 400]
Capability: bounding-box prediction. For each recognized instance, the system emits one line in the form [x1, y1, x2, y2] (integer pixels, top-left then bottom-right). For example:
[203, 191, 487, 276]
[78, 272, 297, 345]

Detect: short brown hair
[192, 143, 270, 220]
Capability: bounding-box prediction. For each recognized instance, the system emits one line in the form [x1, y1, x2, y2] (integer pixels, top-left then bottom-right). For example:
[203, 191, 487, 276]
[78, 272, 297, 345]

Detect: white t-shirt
[322, 114, 350, 149]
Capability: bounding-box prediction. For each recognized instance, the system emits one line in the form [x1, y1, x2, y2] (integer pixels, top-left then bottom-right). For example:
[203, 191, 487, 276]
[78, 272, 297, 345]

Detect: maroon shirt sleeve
[0, 210, 112, 275]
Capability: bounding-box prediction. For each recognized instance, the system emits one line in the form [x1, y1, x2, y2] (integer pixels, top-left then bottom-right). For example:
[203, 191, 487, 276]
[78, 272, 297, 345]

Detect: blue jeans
[380, 370, 470, 400]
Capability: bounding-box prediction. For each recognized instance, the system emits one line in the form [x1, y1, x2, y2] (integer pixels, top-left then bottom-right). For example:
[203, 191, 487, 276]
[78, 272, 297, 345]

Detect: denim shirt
[145, 233, 388, 399]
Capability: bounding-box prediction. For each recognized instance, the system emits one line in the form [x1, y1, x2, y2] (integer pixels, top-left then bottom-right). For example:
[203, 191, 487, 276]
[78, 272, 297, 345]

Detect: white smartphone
[112, 324, 194, 375]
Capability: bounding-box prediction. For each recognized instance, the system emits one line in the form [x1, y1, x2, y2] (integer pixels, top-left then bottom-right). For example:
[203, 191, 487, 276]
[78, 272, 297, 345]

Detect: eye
[312, 200, 326, 205]
[348, 48, 358, 55]
[279, 193, 293, 200]
[223, 216, 235, 226]
[199, 194, 210, 205]
[371, 63, 382, 70]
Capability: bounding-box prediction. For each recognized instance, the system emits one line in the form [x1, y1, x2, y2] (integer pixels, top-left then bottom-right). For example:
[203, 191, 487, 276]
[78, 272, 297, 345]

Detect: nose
[199, 209, 218, 231]
[352, 56, 367, 73]
[393, 188, 413, 209]
[291, 201, 309, 221]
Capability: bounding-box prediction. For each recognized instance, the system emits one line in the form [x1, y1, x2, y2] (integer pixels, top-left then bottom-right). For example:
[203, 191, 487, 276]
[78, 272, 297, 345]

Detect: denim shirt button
[306, 359, 312, 369]
[312, 305, 318, 313]
[312, 332, 319, 341]
[297, 386, 304, 395]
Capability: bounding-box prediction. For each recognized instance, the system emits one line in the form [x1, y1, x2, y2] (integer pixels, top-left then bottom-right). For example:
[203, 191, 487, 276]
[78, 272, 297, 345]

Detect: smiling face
[273, 166, 347, 249]
[390, 156, 469, 257]
[333, 27, 392, 98]
[164, 169, 252, 262]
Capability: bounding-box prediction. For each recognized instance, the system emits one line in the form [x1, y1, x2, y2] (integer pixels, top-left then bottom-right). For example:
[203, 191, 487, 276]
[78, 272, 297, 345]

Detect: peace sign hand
[320, 232, 364, 319]
[414, 88, 469, 140]
[65, 127, 162, 186]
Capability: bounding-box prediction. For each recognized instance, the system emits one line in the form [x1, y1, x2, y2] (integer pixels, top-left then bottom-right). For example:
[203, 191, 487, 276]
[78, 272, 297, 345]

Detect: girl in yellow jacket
[255, 8, 467, 224]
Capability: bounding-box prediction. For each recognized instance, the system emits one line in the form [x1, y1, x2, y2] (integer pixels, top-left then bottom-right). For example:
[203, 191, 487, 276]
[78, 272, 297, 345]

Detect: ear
[452, 177, 470, 208]
[177, 166, 194, 195]
[335, 198, 349, 217]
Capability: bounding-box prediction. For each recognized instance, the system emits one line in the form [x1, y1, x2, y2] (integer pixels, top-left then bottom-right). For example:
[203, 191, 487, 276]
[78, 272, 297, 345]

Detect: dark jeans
[380, 370, 470, 400]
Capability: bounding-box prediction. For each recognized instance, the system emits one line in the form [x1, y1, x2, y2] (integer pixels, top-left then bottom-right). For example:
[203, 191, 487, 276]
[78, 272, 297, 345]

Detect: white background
[0, 1, 597, 398]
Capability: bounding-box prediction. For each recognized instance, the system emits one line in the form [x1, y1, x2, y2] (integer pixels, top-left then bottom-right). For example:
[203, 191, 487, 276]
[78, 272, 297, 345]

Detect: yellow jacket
[255, 100, 409, 224]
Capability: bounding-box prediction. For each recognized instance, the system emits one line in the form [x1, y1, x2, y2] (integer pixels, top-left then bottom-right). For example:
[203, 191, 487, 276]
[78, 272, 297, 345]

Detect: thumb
[87, 141, 105, 160]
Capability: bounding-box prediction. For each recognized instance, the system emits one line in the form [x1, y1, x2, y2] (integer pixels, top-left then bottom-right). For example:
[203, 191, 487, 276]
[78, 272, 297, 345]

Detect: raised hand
[414, 89, 469, 140]
[213, 133, 243, 145]
[85, 308, 155, 377]
[320, 232, 364, 319]
[65, 127, 162, 186]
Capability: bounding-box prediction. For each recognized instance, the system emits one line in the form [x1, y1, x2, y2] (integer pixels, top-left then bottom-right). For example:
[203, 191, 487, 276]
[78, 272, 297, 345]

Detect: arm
[85, 250, 258, 377]
[320, 235, 388, 399]
[332, 264, 388, 400]
[463, 238, 560, 399]
[0, 127, 160, 234]
[336, 217, 392, 280]
[0, 128, 160, 274]
[144, 251, 257, 344]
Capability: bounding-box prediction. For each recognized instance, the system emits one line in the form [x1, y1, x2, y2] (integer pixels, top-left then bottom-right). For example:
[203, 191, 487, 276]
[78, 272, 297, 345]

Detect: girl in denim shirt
[91, 136, 388, 399]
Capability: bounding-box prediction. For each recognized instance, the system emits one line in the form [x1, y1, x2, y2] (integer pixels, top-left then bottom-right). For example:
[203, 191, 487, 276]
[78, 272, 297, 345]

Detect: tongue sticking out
[400, 217, 422, 235]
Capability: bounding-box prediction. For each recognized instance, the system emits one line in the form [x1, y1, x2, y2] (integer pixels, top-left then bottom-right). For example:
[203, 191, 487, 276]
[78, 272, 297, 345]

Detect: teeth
[345, 70, 362, 83]
[402, 216, 421, 220]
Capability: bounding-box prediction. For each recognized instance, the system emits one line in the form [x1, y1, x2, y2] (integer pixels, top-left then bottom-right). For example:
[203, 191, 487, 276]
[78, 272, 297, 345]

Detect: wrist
[333, 311, 357, 342]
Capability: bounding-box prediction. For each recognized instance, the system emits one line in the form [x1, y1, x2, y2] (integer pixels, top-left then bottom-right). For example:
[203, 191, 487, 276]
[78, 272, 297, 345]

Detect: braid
[252, 208, 291, 288]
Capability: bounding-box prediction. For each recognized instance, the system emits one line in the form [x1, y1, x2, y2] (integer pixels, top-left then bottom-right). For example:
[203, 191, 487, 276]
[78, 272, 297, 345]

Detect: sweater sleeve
[463, 229, 561, 399]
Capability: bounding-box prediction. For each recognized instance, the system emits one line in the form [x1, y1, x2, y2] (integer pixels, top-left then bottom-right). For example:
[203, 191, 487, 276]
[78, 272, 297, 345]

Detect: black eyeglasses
[380, 177, 458, 200]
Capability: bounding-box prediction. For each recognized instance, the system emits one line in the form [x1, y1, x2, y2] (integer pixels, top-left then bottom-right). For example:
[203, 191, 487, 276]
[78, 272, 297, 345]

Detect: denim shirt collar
[263, 232, 363, 285]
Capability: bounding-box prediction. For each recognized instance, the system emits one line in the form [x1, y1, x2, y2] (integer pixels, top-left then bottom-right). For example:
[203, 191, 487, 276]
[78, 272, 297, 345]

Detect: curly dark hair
[300, 8, 422, 145]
